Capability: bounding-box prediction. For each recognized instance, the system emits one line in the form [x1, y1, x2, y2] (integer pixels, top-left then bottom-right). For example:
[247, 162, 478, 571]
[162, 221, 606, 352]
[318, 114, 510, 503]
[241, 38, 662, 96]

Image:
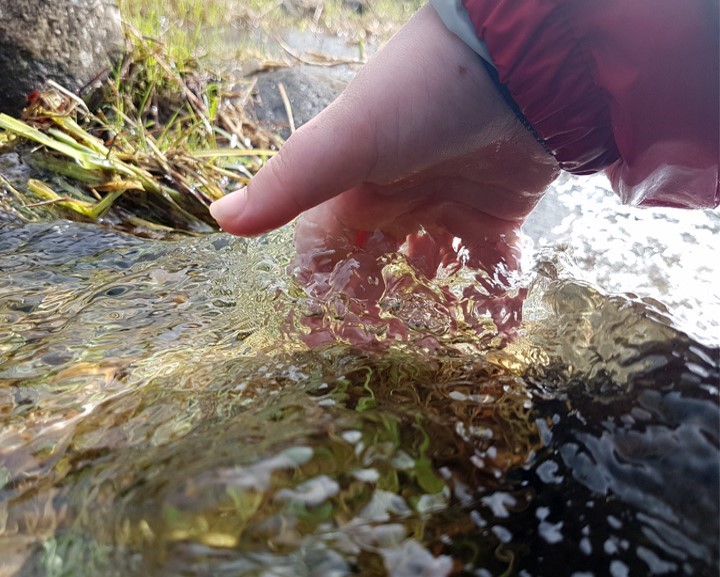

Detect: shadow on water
[0, 219, 717, 577]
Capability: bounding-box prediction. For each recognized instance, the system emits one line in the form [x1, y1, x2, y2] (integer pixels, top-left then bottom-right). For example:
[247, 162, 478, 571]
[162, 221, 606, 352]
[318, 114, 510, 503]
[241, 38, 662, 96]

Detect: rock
[248, 66, 351, 140]
[280, 0, 323, 18]
[343, 0, 367, 14]
[0, 0, 124, 116]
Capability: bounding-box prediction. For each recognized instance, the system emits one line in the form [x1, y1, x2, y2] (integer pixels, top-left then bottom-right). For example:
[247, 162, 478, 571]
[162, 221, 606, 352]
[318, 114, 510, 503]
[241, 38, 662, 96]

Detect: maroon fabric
[462, 0, 719, 208]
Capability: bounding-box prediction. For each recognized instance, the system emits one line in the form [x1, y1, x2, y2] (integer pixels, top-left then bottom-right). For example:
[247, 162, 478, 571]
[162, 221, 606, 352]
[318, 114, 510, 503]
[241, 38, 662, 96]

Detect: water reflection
[0, 212, 718, 577]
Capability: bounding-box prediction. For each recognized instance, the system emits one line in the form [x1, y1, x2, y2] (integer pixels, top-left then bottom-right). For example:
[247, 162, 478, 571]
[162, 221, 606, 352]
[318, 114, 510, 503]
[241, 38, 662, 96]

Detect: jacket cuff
[428, 0, 494, 68]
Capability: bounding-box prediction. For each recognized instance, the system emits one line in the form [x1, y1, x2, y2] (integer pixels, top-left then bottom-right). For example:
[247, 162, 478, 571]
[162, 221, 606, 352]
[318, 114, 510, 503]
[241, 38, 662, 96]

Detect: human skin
[210, 5, 560, 322]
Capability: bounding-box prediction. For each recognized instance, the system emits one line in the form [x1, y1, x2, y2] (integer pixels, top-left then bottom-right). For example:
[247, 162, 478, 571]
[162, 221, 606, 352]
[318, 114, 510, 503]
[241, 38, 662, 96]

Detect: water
[0, 175, 718, 577]
[523, 174, 720, 345]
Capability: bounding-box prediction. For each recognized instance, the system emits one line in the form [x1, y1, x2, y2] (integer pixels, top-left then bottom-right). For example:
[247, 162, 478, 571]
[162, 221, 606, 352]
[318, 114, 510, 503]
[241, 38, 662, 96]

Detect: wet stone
[0, 0, 124, 116]
[248, 65, 350, 139]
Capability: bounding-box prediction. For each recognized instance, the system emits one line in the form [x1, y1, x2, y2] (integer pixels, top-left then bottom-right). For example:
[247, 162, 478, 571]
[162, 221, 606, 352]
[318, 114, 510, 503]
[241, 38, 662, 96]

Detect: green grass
[0, 30, 275, 233]
[0, 0, 423, 233]
[118, 0, 424, 63]
[119, 0, 228, 65]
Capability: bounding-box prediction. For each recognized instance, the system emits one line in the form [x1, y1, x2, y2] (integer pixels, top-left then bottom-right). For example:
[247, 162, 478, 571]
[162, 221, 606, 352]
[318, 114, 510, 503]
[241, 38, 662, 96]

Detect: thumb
[209, 96, 376, 236]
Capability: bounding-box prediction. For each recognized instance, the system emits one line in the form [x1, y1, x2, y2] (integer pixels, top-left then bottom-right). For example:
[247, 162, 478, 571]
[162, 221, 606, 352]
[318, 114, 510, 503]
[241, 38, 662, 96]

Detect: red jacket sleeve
[462, 0, 719, 208]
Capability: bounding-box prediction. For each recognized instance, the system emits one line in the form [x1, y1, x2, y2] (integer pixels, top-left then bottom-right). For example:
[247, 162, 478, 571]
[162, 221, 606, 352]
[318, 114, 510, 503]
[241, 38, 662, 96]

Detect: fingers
[210, 98, 378, 236]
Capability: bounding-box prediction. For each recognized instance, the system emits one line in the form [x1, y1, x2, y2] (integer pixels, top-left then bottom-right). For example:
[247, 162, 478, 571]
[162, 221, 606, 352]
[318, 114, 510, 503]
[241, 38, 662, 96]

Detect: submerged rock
[0, 0, 124, 116]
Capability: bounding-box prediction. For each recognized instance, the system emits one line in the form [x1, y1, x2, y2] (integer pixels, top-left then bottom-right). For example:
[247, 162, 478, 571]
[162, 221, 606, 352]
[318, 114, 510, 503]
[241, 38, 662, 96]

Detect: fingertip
[210, 187, 248, 235]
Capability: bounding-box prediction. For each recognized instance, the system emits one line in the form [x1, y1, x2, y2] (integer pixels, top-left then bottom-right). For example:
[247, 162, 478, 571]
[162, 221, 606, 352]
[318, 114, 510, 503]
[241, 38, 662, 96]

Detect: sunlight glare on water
[523, 174, 720, 345]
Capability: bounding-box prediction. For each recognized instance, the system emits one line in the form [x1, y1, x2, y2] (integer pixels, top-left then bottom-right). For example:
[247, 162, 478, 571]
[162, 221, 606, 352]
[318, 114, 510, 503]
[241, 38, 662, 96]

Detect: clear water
[0, 175, 718, 577]
[523, 174, 720, 345]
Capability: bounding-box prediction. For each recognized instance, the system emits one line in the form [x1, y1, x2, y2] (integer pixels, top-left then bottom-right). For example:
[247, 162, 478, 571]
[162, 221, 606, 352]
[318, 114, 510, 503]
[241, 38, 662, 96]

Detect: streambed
[0, 172, 718, 577]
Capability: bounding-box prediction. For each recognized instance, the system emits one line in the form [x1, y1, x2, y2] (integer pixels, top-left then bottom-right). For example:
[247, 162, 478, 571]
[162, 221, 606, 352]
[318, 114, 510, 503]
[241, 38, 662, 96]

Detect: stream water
[0, 171, 718, 577]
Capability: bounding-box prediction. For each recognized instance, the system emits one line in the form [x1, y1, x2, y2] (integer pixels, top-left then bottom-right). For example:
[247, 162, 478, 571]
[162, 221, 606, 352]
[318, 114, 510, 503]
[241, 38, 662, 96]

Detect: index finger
[209, 97, 377, 236]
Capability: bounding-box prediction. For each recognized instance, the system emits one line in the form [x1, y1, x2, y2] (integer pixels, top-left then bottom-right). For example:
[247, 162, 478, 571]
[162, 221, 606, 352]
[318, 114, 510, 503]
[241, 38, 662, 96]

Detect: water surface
[0, 176, 718, 577]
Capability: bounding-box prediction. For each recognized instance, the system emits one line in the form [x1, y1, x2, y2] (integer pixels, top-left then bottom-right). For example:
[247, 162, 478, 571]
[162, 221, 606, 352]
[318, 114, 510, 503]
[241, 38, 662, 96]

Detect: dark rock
[0, 0, 124, 116]
[248, 66, 350, 139]
[280, 0, 323, 18]
[343, 0, 367, 14]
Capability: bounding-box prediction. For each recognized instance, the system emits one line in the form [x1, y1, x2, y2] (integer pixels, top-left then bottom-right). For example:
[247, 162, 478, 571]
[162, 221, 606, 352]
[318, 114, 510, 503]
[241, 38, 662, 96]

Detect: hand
[211, 5, 559, 342]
